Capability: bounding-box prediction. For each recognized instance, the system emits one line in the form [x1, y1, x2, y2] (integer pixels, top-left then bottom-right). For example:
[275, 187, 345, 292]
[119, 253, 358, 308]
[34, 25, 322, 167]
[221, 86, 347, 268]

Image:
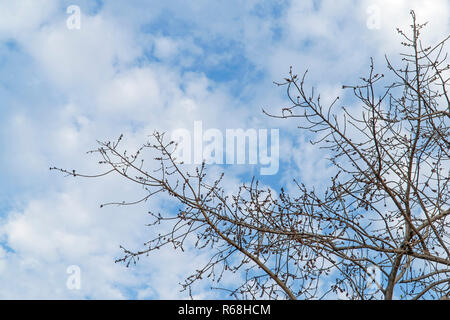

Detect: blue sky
[0, 0, 448, 299]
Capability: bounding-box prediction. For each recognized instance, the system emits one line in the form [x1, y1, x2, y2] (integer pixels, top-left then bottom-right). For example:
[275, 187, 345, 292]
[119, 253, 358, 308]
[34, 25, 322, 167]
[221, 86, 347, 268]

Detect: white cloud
[0, 0, 59, 38]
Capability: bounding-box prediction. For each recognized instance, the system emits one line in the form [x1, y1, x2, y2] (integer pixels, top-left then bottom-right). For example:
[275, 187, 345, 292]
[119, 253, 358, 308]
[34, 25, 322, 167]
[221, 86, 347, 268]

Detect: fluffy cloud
[0, 0, 448, 299]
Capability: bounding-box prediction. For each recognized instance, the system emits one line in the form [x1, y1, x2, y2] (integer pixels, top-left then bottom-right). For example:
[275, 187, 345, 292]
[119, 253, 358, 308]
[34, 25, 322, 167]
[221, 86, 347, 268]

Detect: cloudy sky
[0, 0, 448, 299]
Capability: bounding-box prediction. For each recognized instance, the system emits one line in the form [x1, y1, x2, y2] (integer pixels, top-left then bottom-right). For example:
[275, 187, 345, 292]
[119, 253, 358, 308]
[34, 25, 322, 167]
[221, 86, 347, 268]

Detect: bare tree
[52, 11, 449, 300]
